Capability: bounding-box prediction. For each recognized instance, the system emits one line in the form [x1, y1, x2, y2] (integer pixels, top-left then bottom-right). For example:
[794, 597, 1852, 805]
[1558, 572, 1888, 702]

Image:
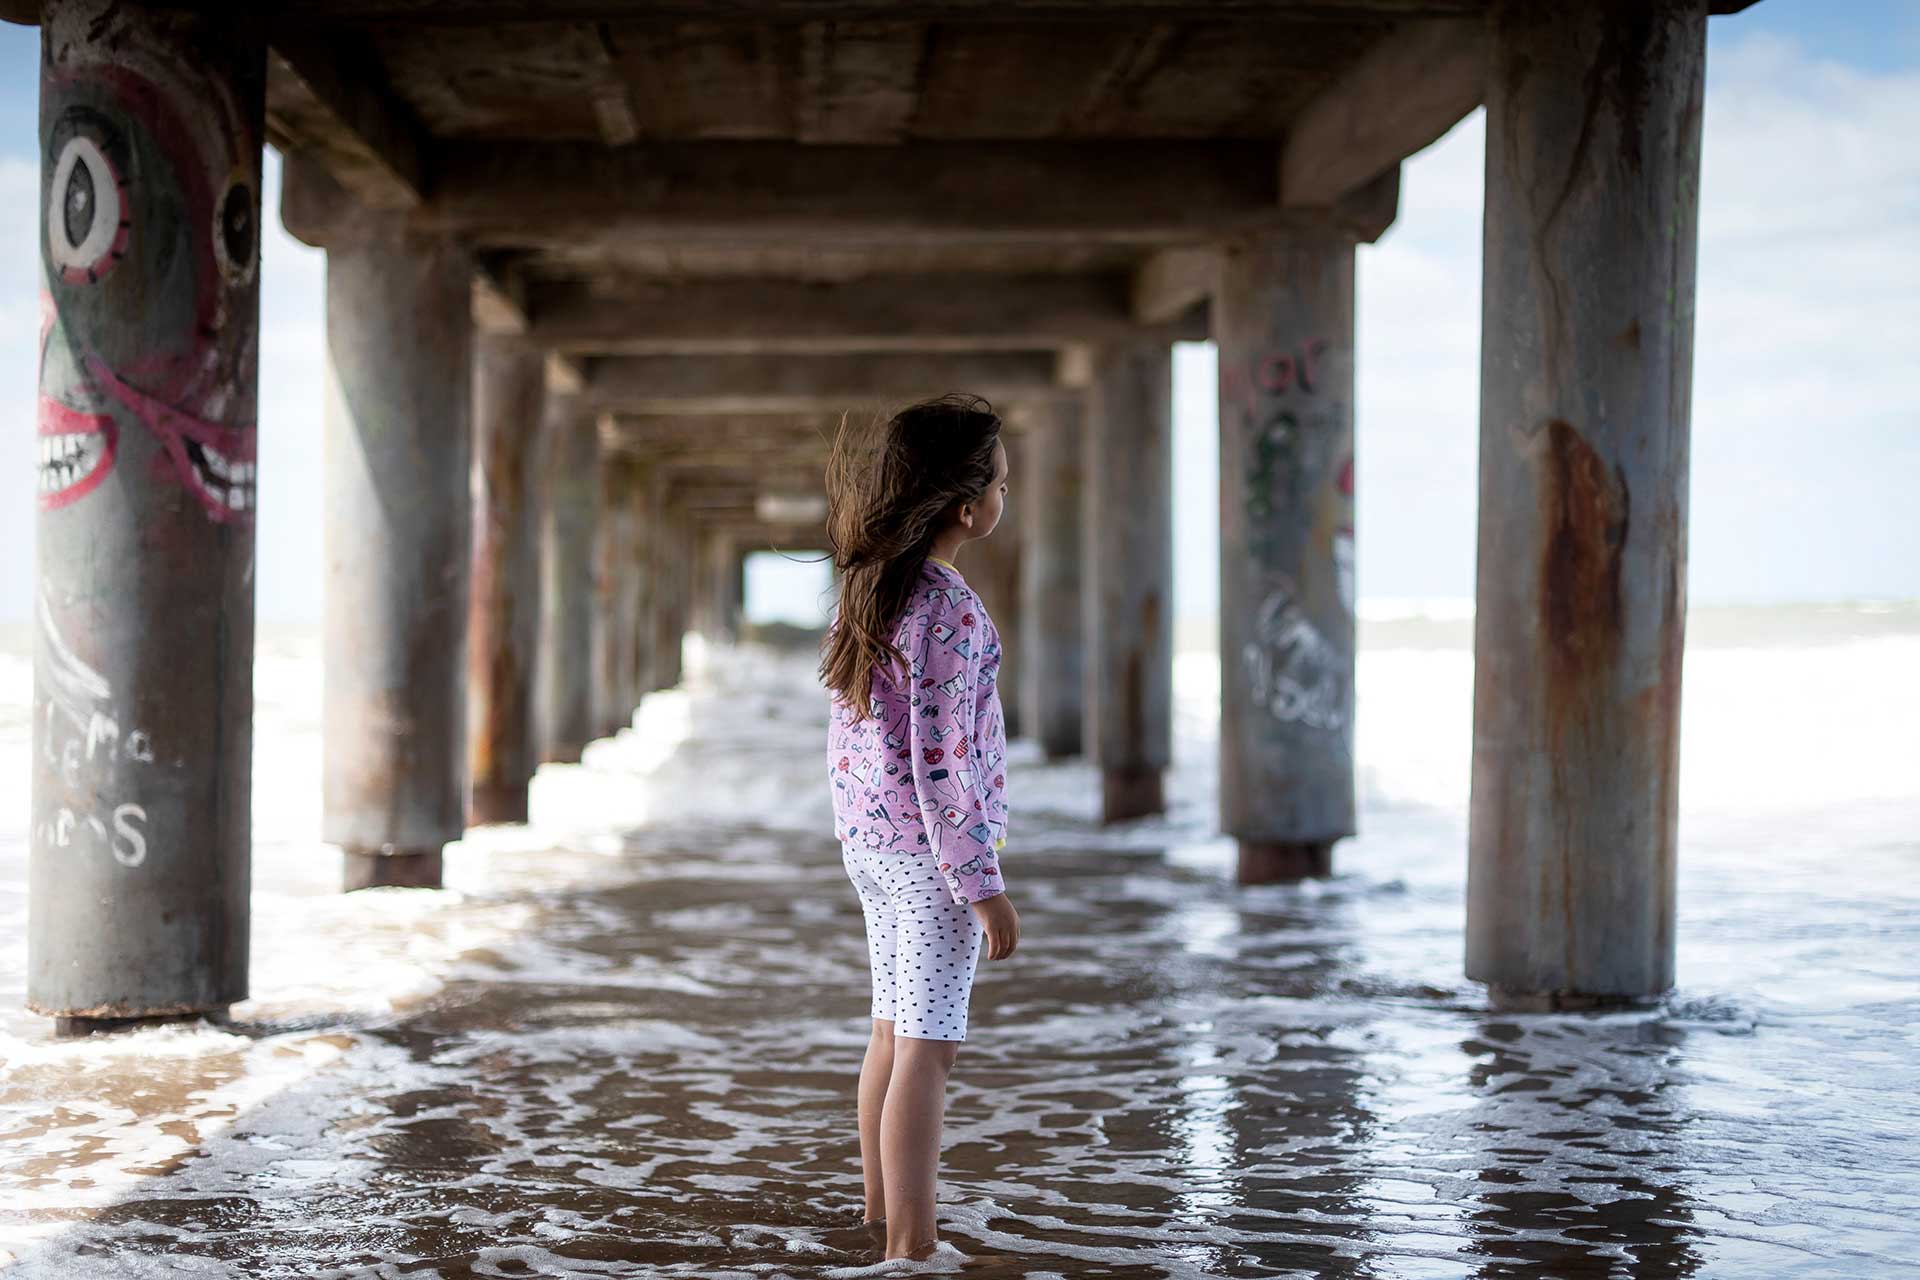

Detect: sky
[2, 2, 1917, 630]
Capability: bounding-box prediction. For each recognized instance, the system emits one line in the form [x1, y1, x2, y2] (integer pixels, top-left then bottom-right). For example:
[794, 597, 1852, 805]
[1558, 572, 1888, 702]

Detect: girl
[819, 394, 1021, 1263]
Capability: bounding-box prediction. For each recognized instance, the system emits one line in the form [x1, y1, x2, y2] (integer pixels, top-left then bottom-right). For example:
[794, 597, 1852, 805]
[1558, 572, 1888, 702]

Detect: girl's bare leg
[880, 1035, 960, 1259]
[857, 1019, 896, 1223]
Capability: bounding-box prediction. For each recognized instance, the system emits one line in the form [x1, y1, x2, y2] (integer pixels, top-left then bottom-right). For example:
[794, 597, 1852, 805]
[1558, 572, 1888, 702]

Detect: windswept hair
[819, 393, 1003, 720]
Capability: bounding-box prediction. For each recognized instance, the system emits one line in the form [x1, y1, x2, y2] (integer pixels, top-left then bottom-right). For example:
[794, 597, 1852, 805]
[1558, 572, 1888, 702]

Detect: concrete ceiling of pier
[259, 0, 1507, 362]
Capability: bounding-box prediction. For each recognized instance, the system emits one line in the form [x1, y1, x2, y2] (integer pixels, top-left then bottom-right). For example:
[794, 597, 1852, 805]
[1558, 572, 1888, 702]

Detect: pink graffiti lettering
[1253, 338, 1329, 398]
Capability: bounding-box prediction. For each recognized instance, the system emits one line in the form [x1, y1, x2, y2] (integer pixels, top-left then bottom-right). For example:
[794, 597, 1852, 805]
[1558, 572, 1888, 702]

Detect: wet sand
[1, 636, 1916, 1277]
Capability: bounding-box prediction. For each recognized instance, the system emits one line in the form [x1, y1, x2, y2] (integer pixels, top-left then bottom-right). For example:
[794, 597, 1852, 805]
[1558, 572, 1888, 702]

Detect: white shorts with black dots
[842, 845, 985, 1041]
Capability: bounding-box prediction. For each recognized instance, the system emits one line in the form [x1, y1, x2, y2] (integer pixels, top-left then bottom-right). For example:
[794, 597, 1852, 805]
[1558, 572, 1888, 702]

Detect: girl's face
[962, 438, 1010, 540]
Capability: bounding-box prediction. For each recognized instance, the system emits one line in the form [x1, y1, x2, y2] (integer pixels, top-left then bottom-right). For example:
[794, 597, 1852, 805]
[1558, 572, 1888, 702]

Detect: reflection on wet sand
[0, 644, 1915, 1277]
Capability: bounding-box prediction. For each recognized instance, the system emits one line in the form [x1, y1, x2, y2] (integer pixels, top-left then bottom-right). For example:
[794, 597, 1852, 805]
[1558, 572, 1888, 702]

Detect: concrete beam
[629, 431, 1008, 469]
[798, 21, 926, 144]
[608, 453, 828, 476]
[582, 23, 641, 147]
[604, 418, 834, 451]
[695, 515, 828, 534]
[472, 258, 530, 335]
[665, 478, 783, 506]
[1281, 17, 1484, 208]
[1132, 247, 1221, 325]
[583, 351, 1063, 414]
[529, 273, 1202, 354]
[266, 35, 427, 208]
[418, 141, 1280, 248]
[279, 148, 360, 249]
[623, 450, 830, 475]
[269, 2, 1489, 19]
[0, 0, 1769, 31]
[546, 352, 587, 395]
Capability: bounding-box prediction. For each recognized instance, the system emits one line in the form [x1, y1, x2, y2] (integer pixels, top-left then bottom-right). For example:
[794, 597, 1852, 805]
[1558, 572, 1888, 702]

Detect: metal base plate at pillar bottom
[1484, 986, 1663, 1015]
[1236, 839, 1334, 883]
[55, 1008, 230, 1039]
[343, 848, 446, 892]
[468, 784, 531, 827]
[1100, 769, 1165, 824]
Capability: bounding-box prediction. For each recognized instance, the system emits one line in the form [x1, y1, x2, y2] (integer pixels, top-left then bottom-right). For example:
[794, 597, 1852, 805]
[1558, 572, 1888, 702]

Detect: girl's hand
[970, 894, 1020, 960]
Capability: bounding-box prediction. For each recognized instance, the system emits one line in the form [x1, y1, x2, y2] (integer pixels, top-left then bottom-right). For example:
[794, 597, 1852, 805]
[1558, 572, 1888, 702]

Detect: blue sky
[2, 3, 1916, 628]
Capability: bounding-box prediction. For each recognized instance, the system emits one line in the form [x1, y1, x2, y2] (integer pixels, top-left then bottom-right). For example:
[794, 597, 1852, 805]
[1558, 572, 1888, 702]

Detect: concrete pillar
[645, 481, 674, 691]
[689, 529, 719, 640]
[699, 531, 739, 645]
[323, 219, 473, 891]
[970, 431, 1025, 739]
[624, 467, 657, 700]
[589, 454, 637, 737]
[1020, 397, 1086, 759]
[467, 335, 546, 825]
[536, 394, 596, 763]
[1467, 0, 1704, 1008]
[652, 501, 690, 689]
[723, 547, 747, 638]
[1216, 229, 1357, 883]
[1085, 340, 1174, 822]
[29, 1, 265, 1026]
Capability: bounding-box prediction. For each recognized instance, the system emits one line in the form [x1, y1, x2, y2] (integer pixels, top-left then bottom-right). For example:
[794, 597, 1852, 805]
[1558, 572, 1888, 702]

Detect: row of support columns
[1000, 0, 1701, 1010]
[24, 0, 1705, 1024]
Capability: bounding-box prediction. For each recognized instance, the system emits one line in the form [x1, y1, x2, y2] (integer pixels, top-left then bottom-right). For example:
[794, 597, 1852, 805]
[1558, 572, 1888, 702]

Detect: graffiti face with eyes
[38, 65, 260, 523]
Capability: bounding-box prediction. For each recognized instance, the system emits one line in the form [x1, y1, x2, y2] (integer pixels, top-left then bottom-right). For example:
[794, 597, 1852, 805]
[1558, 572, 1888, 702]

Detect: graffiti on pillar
[1334, 452, 1355, 615]
[1223, 338, 1351, 571]
[1225, 336, 1355, 729]
[38, 60, 260, 523]
[33, 594, 154, 868]
[1243, 574, 1347, 731]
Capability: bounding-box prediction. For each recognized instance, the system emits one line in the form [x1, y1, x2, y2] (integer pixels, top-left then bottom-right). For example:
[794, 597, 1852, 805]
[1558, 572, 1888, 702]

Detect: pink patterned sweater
[827, 556, 1009, 904]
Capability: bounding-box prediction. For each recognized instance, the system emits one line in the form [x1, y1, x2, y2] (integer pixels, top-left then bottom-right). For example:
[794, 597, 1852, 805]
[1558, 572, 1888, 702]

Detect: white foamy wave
[822, 1240, 970, 1278]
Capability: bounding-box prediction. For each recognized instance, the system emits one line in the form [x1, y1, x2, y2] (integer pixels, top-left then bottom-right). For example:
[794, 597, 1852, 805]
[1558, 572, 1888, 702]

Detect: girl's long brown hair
[819, 393, 1003, 719]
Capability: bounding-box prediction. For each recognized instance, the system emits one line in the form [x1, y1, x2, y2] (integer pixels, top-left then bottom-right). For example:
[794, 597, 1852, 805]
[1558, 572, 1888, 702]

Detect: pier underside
[19, 0, 1740, 1024]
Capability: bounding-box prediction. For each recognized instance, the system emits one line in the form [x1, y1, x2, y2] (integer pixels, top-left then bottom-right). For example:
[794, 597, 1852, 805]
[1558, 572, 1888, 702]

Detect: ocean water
[0, 604, 1915, 1278]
